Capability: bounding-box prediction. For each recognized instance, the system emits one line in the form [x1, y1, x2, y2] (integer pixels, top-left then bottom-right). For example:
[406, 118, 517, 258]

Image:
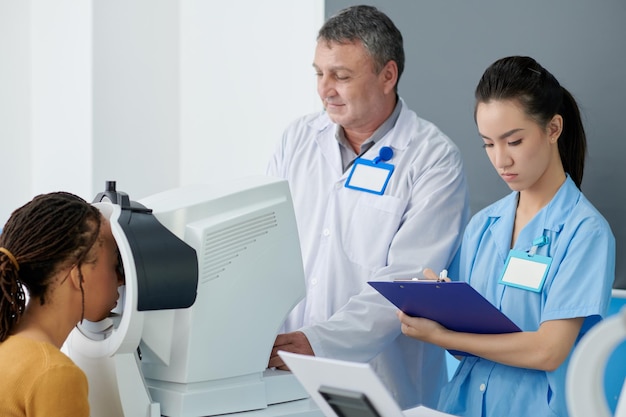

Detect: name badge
[499, 250, 552, 292]
[345, 158, 394, 195]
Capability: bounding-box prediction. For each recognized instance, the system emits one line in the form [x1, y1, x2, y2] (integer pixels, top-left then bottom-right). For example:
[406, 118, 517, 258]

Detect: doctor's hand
[397, 310, 447, 343]
[268, 331, 314, 370]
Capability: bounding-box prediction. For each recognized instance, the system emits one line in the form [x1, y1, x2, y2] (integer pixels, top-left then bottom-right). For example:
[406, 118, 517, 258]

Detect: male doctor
[267, 5, 470, 409]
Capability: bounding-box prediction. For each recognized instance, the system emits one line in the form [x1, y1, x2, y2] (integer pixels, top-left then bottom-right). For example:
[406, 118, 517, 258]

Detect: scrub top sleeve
[452, 212, 498, 284]
[447, 246, 462, 282]
[542, 216, 615, 324]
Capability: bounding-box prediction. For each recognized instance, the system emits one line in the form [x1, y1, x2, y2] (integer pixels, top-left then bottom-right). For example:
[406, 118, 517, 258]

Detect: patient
[0, 192, 123, 417]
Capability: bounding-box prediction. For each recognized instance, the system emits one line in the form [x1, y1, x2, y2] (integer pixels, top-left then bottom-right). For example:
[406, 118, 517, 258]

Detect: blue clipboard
[368, 280, 521, 356]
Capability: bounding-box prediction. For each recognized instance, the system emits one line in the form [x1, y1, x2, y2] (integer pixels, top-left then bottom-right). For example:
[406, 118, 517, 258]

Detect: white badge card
[499, 250, 552, 292]
[345, 159, 394, 195]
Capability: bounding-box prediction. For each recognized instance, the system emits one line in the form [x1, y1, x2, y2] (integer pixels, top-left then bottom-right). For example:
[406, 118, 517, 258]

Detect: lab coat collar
[308, 98, 413, 177]
[382, 98, 414, 151]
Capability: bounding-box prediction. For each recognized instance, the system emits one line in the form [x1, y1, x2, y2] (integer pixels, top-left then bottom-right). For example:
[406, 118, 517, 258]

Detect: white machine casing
[567, 289, 626, 417]
[64, 176, 319, 417]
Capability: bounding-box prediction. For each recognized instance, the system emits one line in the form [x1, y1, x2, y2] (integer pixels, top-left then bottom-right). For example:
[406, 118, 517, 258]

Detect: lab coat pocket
[342, 192, 405, 269]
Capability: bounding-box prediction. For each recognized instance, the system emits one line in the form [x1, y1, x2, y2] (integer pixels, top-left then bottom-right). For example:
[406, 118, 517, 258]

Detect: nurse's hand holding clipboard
[397, 268, 451, 341]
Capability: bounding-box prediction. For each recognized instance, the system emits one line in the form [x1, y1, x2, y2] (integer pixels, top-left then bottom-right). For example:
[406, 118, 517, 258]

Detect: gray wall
[326, 0, 626, 288]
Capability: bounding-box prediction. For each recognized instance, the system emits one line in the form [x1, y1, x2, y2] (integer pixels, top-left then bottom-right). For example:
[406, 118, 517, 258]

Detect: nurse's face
[313, 39, 396, 135]
[476, 99, 561, 193]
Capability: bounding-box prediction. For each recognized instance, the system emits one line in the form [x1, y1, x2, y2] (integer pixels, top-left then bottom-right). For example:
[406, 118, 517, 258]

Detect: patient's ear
[68, 265, 83, 290]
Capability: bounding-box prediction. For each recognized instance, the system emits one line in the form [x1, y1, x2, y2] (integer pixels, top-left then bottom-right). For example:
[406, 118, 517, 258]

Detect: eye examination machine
[64, 176, 323, 417]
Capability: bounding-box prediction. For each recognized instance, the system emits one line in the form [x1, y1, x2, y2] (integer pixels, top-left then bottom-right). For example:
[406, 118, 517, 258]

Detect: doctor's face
[314, 40, 394, 134]
[476, 99, 559, 193]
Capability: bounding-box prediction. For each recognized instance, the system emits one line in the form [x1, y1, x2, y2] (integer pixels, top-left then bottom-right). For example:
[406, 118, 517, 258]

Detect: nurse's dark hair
[475, 55, 587, 189]
[0, 192, 102, 342]
[318, 5, 404, 92]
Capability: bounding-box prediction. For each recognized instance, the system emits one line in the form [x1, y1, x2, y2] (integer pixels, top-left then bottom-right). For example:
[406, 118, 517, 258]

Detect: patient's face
[81, 217, 123, 322]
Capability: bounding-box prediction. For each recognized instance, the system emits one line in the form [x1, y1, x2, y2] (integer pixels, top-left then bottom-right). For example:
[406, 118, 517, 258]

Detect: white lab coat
[267, 99, 470, 409]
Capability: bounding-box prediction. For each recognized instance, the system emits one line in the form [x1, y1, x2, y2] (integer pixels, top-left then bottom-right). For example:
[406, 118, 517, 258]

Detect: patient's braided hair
[0, 192, 102, 342]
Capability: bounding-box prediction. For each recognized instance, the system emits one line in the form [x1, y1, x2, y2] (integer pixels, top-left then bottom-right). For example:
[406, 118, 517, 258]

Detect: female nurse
[398, 56, 615, 417]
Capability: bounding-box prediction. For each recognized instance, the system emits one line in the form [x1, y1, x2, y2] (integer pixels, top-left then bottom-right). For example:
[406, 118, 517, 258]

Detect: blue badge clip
[373, 146, 393, 164]
[528, 235, 549, 256]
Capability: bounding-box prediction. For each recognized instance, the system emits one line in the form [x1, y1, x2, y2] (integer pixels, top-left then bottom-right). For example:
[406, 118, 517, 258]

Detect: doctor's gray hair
[318, 5, 404, 90]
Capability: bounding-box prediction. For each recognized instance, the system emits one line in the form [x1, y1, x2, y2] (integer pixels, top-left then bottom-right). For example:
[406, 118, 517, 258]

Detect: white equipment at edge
[64, 176, 322, 417]
[279, 351, 458, 417]
[567, 296, 626, 417]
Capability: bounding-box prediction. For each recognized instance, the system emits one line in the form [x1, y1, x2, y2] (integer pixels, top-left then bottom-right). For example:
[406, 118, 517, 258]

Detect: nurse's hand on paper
[397, 310, 447, 343]
[268, 331, 314, 370]
[422, 267, 451, 282]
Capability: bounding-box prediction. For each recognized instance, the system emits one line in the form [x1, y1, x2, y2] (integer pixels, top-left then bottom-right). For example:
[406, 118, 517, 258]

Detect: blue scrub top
[439, 176, 615, 417]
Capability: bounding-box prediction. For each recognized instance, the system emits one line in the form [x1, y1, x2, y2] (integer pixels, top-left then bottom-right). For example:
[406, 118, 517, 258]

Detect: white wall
[180, 1, 323, 186]
[0, 0, 323, 226]
[92, 0, 181, 199]
[31, 0, 93, 198]
[0, 1, 31, 225]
